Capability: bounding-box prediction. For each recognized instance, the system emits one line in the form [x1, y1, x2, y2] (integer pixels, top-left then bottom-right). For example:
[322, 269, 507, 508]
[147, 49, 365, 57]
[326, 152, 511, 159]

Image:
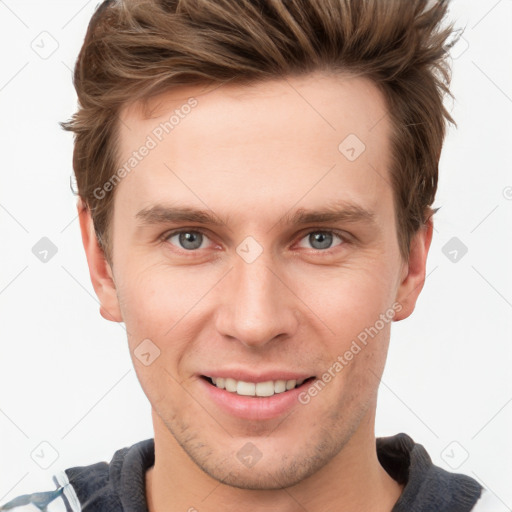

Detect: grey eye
[309, 232, 333, 249]
[297, 231, 344, 250]
[168, 231, 207, 250]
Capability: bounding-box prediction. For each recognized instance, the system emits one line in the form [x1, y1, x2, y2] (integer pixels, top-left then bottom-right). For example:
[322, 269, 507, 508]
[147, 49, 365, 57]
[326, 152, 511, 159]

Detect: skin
[79, 71, 433, 512]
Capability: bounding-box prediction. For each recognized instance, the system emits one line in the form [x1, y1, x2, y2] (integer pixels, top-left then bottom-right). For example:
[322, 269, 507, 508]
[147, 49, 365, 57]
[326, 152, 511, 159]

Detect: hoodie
[0, 433, 503, 512]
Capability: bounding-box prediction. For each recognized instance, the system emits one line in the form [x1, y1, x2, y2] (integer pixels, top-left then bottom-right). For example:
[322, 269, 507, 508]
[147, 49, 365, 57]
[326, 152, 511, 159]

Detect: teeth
[255, 381, 274, 397]
[237, 381, 256, 396]
[286, 379, 296, 390]
[208, 377, 308, 396]
[225, 378, 237, 392]
[274, 380, 286, 393]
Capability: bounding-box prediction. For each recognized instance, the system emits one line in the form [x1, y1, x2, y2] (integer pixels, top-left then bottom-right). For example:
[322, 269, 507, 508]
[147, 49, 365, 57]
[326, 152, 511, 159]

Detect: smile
[203, 376, 315, 397]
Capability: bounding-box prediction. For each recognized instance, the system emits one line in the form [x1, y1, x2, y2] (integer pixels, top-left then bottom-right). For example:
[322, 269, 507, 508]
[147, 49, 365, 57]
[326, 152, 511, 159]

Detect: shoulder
[472, 488, 509, 512]
[0, 439, 154, 512]
[0, 472, 79, 512]
[377, 433, 501, 512]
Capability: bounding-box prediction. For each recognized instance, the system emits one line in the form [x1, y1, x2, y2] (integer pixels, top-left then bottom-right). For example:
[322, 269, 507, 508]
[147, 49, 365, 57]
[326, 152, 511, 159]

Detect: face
[82, 72, 429, 490]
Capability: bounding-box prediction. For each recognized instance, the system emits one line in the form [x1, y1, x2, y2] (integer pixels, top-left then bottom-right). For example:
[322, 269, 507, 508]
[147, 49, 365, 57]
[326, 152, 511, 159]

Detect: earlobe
[393, 218, 434, 322]
[77, 199, 123, 323]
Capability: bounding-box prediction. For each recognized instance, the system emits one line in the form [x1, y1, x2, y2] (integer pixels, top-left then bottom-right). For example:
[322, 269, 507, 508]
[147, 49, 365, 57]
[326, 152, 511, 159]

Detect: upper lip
[200, 370, 315, 383]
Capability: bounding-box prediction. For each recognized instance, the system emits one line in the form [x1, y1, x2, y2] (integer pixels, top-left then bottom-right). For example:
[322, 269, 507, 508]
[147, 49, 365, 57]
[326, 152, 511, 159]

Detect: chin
[177, 426, 345, 491]
[199, 456, 322, 491]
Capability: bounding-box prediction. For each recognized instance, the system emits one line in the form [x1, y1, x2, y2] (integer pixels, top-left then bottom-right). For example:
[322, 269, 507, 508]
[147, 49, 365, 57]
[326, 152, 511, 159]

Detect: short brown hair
[61, 0, 457, 262]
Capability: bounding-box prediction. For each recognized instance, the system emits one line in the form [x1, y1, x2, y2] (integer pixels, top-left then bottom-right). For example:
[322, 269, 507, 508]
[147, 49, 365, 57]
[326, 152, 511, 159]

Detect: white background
[1, 0, 511, 508]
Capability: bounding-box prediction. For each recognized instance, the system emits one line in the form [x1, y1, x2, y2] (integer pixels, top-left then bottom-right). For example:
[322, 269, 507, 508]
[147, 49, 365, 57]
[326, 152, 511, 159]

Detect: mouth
[201, 375, 316, 397]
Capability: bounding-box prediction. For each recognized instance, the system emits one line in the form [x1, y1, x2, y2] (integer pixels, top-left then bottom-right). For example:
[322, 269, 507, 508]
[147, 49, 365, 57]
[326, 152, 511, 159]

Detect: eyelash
[160, 228, 350, 254]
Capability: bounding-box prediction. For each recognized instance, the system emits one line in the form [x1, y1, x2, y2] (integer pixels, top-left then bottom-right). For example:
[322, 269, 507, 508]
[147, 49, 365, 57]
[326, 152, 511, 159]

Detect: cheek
[114, 264, 178, 351]
[290, 261, 397, 340]
[115, 267, 199, 409]
[113, 261, 224, 415]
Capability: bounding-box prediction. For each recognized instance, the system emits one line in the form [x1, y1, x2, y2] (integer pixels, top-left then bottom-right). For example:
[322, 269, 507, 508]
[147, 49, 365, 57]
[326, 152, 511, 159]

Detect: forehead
[120, 72, 389, 147]
[115, 72, 393, 226]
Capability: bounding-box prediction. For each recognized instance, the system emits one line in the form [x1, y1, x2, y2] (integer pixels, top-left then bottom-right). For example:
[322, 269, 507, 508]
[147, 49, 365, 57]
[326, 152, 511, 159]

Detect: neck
[145, 409, 403, 512]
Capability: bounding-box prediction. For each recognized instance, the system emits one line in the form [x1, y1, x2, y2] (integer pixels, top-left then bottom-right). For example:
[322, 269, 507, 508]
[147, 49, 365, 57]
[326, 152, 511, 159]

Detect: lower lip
[199, 377, 314, 421]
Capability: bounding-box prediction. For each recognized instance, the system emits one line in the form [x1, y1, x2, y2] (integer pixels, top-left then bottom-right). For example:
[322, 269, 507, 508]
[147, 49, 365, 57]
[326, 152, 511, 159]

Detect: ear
[393, 217, 434, 321]
[77, 198, 123, 323]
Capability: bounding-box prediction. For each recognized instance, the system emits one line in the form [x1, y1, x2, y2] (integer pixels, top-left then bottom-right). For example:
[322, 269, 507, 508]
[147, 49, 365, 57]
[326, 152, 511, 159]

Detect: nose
[214, 254, 300, 349]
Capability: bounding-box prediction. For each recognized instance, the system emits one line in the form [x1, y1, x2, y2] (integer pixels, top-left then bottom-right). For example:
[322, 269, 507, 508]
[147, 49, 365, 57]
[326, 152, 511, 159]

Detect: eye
[162, 228, 346, 253]
[165, 230, 212, 251]
[297, 230, 345, 250]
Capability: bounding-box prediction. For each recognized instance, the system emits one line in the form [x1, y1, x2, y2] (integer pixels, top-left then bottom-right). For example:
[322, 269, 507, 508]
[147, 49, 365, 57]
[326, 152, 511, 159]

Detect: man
[0, 0, 502, 511]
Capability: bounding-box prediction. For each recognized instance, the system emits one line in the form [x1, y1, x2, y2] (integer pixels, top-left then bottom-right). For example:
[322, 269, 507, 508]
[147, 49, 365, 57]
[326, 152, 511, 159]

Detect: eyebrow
[135, 201, 376, 229]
